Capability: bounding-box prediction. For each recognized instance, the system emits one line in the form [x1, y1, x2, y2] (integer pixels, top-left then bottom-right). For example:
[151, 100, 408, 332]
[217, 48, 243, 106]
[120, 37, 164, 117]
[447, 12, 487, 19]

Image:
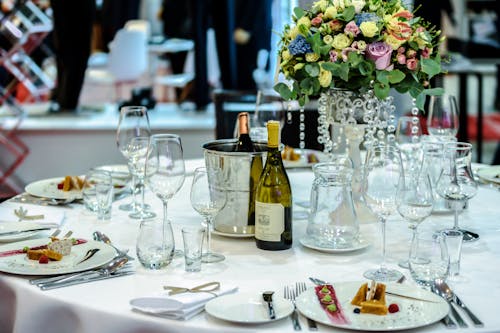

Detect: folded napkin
[130, 283, 238, 320]
[0, 202, 65, 226]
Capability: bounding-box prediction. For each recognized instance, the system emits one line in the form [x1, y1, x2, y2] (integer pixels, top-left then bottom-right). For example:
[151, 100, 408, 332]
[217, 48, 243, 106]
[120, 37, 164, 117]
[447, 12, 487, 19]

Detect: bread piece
[45, 249, 63, 261]
[373, 282, 386, 304]
[48, 239, 73, 256]
[27, 249, 46, 260]
[62, 176, 72, 191]
[360, 300, 388, 315]
[351, 282, 368, 306]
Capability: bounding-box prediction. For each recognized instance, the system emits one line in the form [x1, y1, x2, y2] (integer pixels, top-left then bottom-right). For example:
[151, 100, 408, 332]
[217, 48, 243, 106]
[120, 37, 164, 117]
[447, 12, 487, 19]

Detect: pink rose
[344, 21, 360, 37]
[421, 47, 432, 59]
[329, 20, 343, 31]
[406, 58, 418, 71]
[329, 50, 338, 62]
[397, 46, 405, 54]
[397, 53, 406, 64]
[311, 16, 323, 26]
[366, 42, 393, 70]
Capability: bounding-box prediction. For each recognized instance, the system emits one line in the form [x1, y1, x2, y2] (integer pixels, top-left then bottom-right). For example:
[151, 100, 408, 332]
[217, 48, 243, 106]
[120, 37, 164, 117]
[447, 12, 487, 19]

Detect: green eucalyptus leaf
[338, 62, 350, 81]
[342, 6, 355, 21]
[376, 70, 389, 85]
[388, 69, 405, 83]
[294, 7, 305, 19]
[305, 63, 320, 77]
[274, 82, 293, 100]
[358, 61, 374, 76]
[421, 58, 441, 78]
[374, 82, 389, 99]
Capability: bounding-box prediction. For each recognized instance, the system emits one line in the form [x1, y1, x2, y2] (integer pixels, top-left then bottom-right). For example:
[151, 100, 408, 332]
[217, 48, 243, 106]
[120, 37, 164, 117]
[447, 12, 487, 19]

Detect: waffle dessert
[351, 281, 388, 315]
[58, 176, 84, 191]
[27, 249, 63, 261]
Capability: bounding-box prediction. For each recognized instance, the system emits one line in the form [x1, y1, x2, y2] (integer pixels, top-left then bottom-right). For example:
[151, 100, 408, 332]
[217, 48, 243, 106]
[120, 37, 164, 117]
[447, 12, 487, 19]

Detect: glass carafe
[306, 162, 359, 249]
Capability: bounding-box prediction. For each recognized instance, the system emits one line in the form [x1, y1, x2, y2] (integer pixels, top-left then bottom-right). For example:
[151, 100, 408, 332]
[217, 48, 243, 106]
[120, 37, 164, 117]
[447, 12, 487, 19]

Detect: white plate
[300, 237, 370, 253]
[95, 164, 130, 180]
[0, 239, 115, 275]
[283, 149, 329, 168]
[205, 292, 294, 324]
[0, 222, 46, 243]
[295, 281, 448, 331]
[212, 230, 255, 238]
[26, 177, 83, 200]
[476, 166, 500, 185]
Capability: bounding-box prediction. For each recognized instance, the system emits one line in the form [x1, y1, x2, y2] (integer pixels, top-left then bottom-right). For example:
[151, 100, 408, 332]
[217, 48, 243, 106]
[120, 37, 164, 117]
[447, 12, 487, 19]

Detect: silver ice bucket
[203, 139, 267, 235]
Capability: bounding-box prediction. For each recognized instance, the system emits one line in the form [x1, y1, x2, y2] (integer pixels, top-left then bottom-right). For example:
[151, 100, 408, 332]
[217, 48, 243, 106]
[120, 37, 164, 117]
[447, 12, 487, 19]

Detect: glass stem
[162, 200, 168, 222]
[130, 175, 138, 210]
[380, 216, 387, 271]
[205, 217, 212, 255]
[453, 201, 461, 230]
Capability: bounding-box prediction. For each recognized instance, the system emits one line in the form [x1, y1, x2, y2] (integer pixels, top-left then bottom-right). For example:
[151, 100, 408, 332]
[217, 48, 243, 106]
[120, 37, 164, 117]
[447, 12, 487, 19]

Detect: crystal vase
[317, 88, 397, 223]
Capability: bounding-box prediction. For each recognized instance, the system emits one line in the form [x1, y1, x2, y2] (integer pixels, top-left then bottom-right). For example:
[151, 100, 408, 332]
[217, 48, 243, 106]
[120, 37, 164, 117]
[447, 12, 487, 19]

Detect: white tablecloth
[1, 161, 500, 333]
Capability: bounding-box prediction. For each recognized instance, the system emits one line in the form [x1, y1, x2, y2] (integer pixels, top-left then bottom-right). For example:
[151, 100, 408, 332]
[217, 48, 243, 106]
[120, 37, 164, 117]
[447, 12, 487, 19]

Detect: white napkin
[130, 284, 238, 320]
[0, 202, 65, 226]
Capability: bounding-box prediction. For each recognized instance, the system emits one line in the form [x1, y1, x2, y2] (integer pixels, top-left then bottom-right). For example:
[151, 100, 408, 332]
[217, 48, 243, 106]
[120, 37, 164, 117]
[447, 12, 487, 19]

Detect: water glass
[182, 226, 205, 272]
[442, 229, 463, 278]
[409, 232, 449, 287]
[82, 169, 113, 219]
[136, 218, 175, 270]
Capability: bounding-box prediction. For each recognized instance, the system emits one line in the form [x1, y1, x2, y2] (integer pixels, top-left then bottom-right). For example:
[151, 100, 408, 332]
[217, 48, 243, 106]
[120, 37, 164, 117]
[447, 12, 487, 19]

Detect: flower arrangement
[274, 0, 446, 109]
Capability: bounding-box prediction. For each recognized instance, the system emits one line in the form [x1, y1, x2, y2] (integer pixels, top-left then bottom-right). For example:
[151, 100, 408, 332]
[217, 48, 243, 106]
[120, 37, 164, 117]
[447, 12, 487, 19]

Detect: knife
[39, 269, 135, 290]
[0, 227, 53, 237]
[309, 277, 440, 303]
[262, 291, 276, 319]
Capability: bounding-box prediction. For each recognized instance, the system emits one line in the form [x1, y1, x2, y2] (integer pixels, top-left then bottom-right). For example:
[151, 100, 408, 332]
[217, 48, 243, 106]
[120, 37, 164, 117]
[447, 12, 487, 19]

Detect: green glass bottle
[255, 120, 292, 250]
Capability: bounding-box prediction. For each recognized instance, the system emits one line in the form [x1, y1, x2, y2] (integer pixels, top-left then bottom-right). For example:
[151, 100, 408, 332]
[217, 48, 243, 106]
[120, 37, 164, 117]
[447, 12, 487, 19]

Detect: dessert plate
[0, 222, 46, 243]
[283, 149, 329, 168]
[205, 292, 294, 324]
[95, 164, 130, 180]
[295, 281, 448, 331]
[26, 177, 83, 200]
[300, 237, 370, 253]
[0, 239, 115, 275]
[212, 230, 255, 238]
[476, 165, 500, 185]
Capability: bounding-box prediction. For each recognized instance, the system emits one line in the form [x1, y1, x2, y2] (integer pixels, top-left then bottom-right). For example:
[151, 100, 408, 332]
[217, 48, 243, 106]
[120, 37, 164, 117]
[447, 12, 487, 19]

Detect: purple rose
[366, 42, 393, 70]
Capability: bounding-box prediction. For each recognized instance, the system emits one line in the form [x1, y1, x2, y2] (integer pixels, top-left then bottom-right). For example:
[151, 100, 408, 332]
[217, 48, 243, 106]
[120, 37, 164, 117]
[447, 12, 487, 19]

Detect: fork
[284, 285, 302, 331]
[296, 282, 318, 331]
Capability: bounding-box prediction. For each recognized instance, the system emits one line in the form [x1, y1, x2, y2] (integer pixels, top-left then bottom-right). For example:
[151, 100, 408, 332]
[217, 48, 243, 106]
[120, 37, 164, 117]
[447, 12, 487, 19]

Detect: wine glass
[362, 145, 404, 282]
[190, 167, 227, 263]
[396, 172, 434, 268]
[396, 116, 423, 174]
[436, 142, 478, 242]
[426, 94, 459, 140]
[145, 133, 185, 227]
[116, 105, 152, 214]
[127, 136, 156, 219]
[249, 90, 286, 142]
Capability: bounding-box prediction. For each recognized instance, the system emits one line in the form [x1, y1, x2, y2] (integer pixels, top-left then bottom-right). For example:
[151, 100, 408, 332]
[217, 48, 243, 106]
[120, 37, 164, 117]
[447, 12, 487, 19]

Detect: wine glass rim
[119, 105, 147, 112]
[151, 133, 181, 140]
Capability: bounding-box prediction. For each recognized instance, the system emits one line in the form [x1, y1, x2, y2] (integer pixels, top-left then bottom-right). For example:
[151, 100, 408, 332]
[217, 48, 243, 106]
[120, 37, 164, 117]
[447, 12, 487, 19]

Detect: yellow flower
[288, 26, 300, 39]
[359, 21, 378, 38]
[350, 0, 366, 13]
[313, 0, 328, 11]
[318, 67, 332, 87]
[305, 53, 320, 62]
[332, 33, 351, 50]
[297, 16, 311, 30]
[324, 6, 337, 19]
[323, 35, 334, 45]
[282, 49, 292, 61]
[356, 40, 367, 51]
[384, 34, 404, 50]
[294, 63, 305, 71]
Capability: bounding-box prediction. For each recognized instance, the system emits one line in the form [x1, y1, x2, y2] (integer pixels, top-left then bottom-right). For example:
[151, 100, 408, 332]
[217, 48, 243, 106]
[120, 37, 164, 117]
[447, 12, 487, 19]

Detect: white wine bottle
[255, 120, 292, 250]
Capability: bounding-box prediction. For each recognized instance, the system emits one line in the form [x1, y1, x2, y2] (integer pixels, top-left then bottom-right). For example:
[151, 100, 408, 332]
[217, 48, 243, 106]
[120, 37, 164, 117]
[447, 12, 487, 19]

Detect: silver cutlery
[39, 268, 134, 290]
[92, 231, 134, 261]
[432, 280, 466, 328]
[284, 285, 301, 331]
[262, 291, 276, 320]
[435, 279, 483, 327]
[76, 248, 100, 265]
[10, 194, 76, 207]
[0, 227, 53, 237]
[296, 282, 318, 331]
[30, 256, 129, 285]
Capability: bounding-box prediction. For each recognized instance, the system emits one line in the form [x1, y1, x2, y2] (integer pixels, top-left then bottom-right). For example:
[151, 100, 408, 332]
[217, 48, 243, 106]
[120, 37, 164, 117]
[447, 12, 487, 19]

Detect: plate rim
[205, 291, 294, 324]
[0, 239, 116, 275]
[295, 280, 449, 331]
[212, 230, 255, 238]
[0, 222, 44, 243]
[299, 236, 370, 253]
[476, 166, 500, 185]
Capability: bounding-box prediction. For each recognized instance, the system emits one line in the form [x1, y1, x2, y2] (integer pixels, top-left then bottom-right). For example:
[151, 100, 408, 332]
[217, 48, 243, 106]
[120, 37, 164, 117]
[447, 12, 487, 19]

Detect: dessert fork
[284, 285, 301, 331]
[296, 282, 318, 331]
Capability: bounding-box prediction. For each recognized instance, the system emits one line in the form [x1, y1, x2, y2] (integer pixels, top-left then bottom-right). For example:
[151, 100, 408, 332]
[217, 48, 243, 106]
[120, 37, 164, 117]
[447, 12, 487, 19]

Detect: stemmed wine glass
[249, 90, 286, 142]
[362, 145, 404, 282]
[426, 94, 459, 140]
[396, 172, 434, 268]
[436, 142, 478, 242]
[190, 167, 227, 263]
[116, 106, 154, 218]
[145, 133, 185, 228]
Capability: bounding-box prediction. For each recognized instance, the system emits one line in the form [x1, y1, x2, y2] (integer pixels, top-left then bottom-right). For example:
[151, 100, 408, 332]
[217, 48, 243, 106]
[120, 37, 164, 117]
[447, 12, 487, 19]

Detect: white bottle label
[255, 201, 284, 242]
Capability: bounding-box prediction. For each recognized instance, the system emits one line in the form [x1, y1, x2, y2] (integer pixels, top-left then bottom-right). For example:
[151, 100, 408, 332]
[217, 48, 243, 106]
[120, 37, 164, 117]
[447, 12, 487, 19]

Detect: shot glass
[136, 218, 175, 270]
[442, 229, 463, 278]
[409, 232, 449, 287]
[82, 169, 113, 219]
[182, 226, 205, 272]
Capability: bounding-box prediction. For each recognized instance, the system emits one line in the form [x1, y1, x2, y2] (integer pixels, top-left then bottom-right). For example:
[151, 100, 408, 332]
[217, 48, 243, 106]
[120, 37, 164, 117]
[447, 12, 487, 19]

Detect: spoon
[93, 231, 134, 261]
[35, 256, 129, 287]
[431, 279, 467, 328]
[458, 228, 479, 242]
[434, 279, 483, 327]
[262, 291, 276, 320]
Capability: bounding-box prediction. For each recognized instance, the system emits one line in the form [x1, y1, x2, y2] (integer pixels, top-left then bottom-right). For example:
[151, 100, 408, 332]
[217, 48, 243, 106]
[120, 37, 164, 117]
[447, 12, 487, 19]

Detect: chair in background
[85, 28, 148, 101]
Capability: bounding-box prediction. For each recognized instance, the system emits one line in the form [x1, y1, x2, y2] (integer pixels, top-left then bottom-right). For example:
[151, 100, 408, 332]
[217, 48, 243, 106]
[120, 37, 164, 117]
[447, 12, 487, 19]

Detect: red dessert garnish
[314, 284, 350, 325]
[388, 303, 399, 313]
[38, 255, 49, 264]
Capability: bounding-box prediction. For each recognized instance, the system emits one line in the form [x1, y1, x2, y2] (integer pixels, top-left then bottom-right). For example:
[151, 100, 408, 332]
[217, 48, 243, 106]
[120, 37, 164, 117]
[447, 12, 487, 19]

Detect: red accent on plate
[314, 284, 350, 325]
[0, 238, 87, 258]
